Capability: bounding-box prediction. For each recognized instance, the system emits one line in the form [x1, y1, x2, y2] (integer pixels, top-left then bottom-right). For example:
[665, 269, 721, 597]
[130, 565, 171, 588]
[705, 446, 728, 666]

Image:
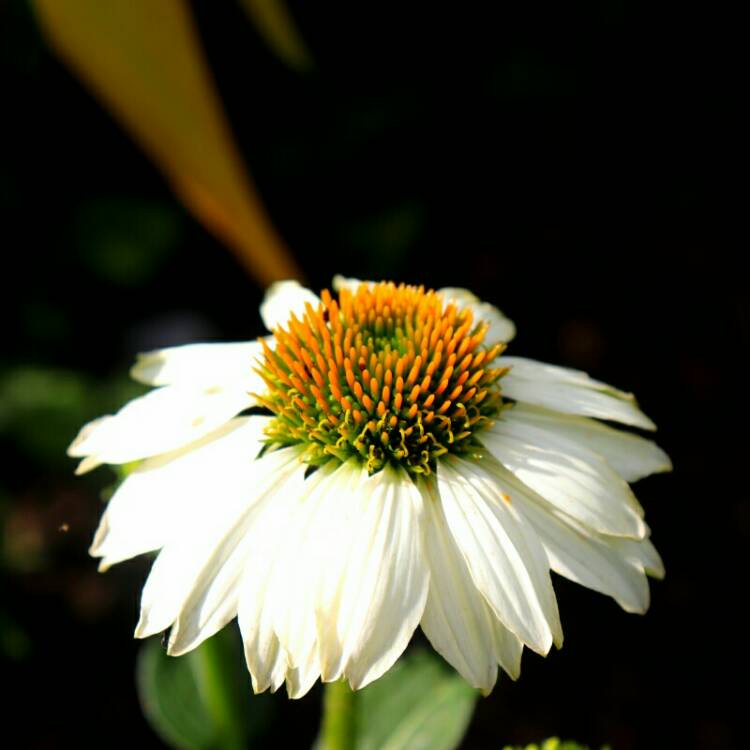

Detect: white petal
[499, 403, 671, 482]
[489, 615, 523, 682]
[609, 536, 665, 580]
[91, 416, 270, 570]
[75, 456, 103, 476]
[68, 384, 254, 467]
[420, 476, 519, 691]
[238, 460, 340, 697]
[259, 280, 320, 331]
[332, 274, 368, 293]
[307, 461, 370, 681]
[169, 455, 307, 660]
[240, 557, 287, 695]
[245, 626, 286, 694]
[262, 464, 348, 698]
[68, 417, 110, 465]
[500, 356, 656, 430]
[481, 425, 647, 539]
[436, 457, 562, 655]
[266, 483, 324, 671]
[283, 650, 321, 700]
[314, 462, 429, 690]
[130, 341, 264, 389]
[484, 461, 652, 613]
[134, 446, 305, 651]
[438, 287, 516, 344]
[238, 510, 289, 694]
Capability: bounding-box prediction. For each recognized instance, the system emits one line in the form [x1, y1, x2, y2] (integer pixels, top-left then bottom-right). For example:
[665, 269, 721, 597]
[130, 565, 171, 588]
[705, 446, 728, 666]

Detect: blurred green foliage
[139, 640, 478, 750]
[0, 610, 32, 662]
[0, 367, 145, 468]
[137, 628, 275, 750]
[75, 197, 183, 286]
[503, 740, 610, 750]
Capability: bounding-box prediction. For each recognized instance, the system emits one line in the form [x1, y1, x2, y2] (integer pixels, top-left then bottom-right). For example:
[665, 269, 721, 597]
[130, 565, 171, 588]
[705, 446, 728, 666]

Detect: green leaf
[136, 627, 274, 750]
[321, 649, 478, 750]
[137, 635, 216, 750]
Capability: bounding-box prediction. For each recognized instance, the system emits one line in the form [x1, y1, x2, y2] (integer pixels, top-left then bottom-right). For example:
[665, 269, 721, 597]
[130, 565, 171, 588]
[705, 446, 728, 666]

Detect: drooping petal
[419, 476, 521, 691]
[483, 460, 653, 613]
[307, 460, 370, 682]
[75, 456, 103, 475]
[436, 456, 562, 655]
[482, 425, 647, 539]
[238, 460, 351, 697]
[609, 536, 665, 580]
[283, 649, 321, 700]
[260, 280, 320, 331]
[314, 462, 429, 690]
[263, 463, 348, 698]
[489, 614, 523, 682]
[237, 504, 290, 694]
[332, 274, 368, 293]
[500, 356, 656, 430]
[69, 417, 110, 474]
[240, 573, 287, 694]
[91, 417, 270, 570]
[438, 287, 516, 344]
[134, 446, 306, 654]
[130, 341, 264, 389]
[266, 500, 321, 679]
[68, 383, 254, 467]
[498, 403, 671, 482]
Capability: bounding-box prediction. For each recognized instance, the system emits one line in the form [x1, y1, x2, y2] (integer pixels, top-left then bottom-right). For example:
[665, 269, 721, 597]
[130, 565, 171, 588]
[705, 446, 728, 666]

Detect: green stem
[189, 632, 245, 750]
[322, 679, 357, 750]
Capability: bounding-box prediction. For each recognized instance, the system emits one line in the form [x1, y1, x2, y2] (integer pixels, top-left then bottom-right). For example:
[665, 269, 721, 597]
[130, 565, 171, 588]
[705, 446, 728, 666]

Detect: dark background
[1, 1, 743, 747]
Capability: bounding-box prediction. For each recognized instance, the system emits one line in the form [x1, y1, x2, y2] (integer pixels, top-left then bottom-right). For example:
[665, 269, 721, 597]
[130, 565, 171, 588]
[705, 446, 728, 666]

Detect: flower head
[69, 278, 670, 697]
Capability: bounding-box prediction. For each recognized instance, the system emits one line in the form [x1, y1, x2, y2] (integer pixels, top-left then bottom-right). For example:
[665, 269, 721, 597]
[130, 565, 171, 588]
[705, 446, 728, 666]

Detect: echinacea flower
[69, 277, 670, 697]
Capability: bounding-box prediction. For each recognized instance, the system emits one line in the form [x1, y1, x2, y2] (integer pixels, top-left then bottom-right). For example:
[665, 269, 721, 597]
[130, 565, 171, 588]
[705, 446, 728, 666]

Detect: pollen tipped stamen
[259, 281, 508, 475]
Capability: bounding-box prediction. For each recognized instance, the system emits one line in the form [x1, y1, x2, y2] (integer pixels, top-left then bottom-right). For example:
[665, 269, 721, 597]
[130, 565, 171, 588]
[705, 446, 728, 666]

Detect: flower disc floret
[257, 281, 508, 475]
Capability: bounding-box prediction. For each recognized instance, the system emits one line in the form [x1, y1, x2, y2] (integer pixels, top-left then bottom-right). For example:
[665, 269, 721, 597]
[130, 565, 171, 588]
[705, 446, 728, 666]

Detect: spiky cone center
[257, 282, 509, 476]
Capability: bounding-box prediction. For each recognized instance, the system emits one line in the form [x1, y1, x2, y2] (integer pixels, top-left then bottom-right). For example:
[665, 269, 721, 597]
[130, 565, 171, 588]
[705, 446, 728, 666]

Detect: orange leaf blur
[32, 0, 303, 285]
[239, 0, 313, 72]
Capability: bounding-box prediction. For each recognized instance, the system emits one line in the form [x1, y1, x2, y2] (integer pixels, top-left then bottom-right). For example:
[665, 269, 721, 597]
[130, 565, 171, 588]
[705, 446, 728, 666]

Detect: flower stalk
[322, 680, 357, 750]
[189, 633, 245, 750]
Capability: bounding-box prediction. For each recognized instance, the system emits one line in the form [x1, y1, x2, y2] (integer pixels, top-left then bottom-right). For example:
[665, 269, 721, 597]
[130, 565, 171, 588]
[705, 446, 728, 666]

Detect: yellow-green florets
[256, 281, 508, 476]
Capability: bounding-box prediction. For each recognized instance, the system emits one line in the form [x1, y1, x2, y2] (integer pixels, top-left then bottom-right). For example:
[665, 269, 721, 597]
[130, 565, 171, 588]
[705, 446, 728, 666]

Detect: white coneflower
[69, 278, 670, 698]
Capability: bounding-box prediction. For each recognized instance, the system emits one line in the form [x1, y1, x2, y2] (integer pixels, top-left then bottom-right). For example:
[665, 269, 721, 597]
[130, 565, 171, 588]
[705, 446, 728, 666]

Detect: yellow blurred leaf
[32, 0, 303, 285]
[239, 0, 313, 72]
